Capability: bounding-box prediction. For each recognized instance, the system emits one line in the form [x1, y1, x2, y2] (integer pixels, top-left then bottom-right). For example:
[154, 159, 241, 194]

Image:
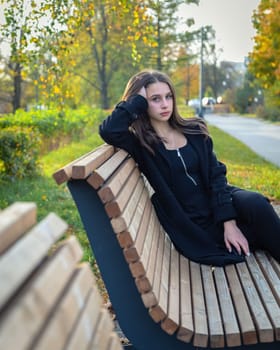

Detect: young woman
[99, 70, 280, 266]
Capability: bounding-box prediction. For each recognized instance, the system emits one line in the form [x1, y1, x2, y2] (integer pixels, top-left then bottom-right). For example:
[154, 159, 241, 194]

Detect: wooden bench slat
[72, 144, 115, 179]
[117, 189, 149, 250]
[87, 149, 130, 189]
[107, 332, 124, 350]
[191, 261, 208, 348]
[0, 202, 37, 254]
[0, 213, 68, 310]
[255, 251, 280, 304]
[0, 237, 83, 350]
[177, 256, 194, 343]
[110, 177, 144, 233]
[161, 245, 180, 335]
[97, 158, 137, 204]
[143, 220, 160, 290]
[53, 144, 113, 185]
[225, 264, 257, 345]
[268, 255, 280, 278]
[128, 200, 152, 270]
[33, 264, 95, 350]
[201, 265, 224, 348]
[213, 267, 241, 347]
[66, 278, 113, 350]
[236, 261, 274, 343]
[105, 168, 141, 218]
[147, 228, 166, 320]
[246, 254, 280, 341]
[134, 209, 157, 293]
[155, 235, 171, 328]
[89, 308, 114, 350]
[64, 284, 102, 350]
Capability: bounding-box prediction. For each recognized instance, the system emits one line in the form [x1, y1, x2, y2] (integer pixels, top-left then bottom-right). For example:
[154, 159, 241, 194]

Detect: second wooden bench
[0, 201, 123, 350]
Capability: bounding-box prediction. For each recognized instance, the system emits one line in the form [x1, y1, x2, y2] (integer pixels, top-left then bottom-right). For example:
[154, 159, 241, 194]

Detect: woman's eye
[152, 97, 160, 102]
[166, 94, 173, 100]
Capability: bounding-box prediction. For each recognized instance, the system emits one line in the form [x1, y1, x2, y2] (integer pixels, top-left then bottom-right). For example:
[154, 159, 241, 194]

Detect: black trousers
[231, 189, 280, 262]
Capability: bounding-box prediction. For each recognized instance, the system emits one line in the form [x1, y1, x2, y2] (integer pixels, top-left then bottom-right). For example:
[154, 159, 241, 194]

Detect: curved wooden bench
[53, 143, 280, 350]
[0, 201, 123, 350]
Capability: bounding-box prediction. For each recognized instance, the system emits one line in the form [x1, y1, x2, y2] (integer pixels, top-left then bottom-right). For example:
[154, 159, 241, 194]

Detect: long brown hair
[122, 70, 209, 154]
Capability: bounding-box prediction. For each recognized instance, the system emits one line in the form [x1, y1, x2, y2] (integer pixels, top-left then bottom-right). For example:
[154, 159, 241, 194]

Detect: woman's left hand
[224, 219, 250, 256]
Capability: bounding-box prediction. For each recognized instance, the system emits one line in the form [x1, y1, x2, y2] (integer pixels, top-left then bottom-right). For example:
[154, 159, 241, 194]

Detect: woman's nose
[161, 98, 168, 107]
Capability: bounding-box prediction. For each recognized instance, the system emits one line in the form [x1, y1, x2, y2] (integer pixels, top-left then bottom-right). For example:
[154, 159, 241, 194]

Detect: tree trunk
[13, 63, 22, 113]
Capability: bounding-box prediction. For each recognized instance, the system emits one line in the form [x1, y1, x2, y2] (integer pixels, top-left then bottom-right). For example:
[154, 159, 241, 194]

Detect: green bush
[0, 126, 42, 179]
[0, 107, 107, 139]
[256, 105, 280, 122]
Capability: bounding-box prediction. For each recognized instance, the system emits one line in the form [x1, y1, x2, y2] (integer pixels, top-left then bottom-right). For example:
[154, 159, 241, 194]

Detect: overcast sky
[180, 0, 261, 62]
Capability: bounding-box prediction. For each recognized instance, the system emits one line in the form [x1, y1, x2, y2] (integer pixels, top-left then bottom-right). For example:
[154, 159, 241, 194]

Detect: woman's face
[145, 82, 173, 124]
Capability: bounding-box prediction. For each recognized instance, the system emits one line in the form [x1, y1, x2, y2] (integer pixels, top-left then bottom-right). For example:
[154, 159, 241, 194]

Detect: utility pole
[199, 27, 204, 118]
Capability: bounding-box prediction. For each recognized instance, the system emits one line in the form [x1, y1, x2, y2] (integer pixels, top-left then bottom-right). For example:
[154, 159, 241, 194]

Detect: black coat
[99, 95, 245, 266]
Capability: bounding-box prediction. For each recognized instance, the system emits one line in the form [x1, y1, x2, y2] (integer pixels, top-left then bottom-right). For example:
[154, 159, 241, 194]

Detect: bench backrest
[0, 201, 123, 350]
[53, 144, 280, 349]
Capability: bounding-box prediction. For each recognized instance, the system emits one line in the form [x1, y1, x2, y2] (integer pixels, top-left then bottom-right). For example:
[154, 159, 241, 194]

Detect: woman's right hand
[138, 86, 147, 99]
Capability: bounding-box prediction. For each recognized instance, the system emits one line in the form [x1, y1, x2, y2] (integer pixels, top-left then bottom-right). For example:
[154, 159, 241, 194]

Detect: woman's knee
[232, 190, 270, 215]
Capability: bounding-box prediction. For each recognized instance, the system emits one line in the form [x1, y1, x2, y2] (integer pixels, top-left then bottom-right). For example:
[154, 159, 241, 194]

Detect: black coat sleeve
[99, 95, 148, 156]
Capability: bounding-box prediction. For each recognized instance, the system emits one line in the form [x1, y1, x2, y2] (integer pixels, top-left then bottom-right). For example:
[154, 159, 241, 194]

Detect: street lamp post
[199, 26, 204, 118]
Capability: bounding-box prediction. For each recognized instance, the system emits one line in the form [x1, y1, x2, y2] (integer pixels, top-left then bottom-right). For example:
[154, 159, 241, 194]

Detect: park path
[204, 114, 280, 168]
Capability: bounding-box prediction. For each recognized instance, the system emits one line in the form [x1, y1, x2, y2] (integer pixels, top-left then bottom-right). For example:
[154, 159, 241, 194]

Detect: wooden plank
[110, 178, 144, 233]
[0, 202, 37, 254]
[225, 264, 257, 345]
[246, 254, 280, 341]
[107, 332, 124, 350]
[255, 251, 280, 304]
[66, 278, 114, 350]
[65, 280, 104, 350]
[155, 234, 171, 329]
[201, 265, 224, 348]
[236, 261, 274, 343]
[129, 200, 152, 274]
[214, 267, 241, 347]
[131, 201, 154, 262]
[72, 144, 115, 179]
[52, 144, 113, 185]
[0, 213, 68, 310]
[34, 264, 95, 350]
[145, 228, 165, 317]
[88, 308, 114, 350]
[105, 168, 141, 218]
[134, 209, 156, 293]
[97, 162, 139, 205]
[177, 256, 194, 343]
[87, 149, 130, 189]
[191, 261, 208, 348]
[161, 244, 180, 335]
[0, 237, 83, 350]
[268, 254, 280, 278]
[145, 221, 160, 286]
[122, 190, 150, 263]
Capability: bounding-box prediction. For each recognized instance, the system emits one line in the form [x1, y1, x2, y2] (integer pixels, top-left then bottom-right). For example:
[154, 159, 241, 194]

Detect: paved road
[204, 114, 280, 168]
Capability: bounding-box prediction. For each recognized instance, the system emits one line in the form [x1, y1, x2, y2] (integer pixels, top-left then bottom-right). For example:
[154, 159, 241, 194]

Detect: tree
[249, 0, 280, 90]
[143, 0, 199, 71]
[0, 0, 73, 112]
[63, 0, 154, 109]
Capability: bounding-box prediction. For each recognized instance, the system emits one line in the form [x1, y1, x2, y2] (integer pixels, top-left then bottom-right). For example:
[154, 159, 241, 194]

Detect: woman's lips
[160, 112, 170, 117]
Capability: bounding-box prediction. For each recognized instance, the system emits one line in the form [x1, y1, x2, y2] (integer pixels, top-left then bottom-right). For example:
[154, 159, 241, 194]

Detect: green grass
[209, 125, 280, 202]
[0, 122, 279, 269]
[0, 131, 104, 267]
